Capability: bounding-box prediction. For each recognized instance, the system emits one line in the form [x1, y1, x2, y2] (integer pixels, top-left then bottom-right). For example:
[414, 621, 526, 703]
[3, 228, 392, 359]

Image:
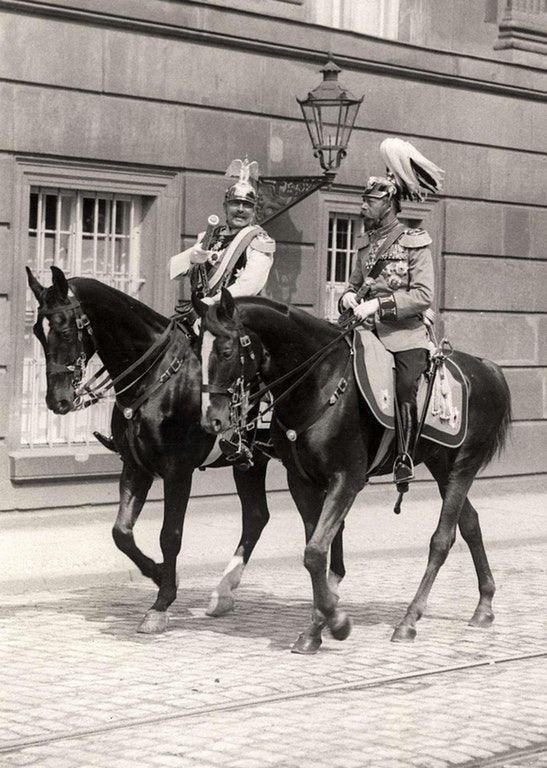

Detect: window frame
[9, 158, 181, 481]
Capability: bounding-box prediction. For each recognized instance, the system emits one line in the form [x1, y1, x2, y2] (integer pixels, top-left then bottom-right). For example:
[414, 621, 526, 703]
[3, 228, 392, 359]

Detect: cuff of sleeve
[378, 295, 397, 321]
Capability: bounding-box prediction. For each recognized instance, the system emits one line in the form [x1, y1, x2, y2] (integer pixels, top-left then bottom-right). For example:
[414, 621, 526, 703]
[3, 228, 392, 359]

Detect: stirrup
[393, 452, 414, 484]
[219, 437, 254, 470]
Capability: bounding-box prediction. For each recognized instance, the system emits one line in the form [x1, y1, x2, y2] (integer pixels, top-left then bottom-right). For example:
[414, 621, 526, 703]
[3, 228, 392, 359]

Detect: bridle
[206, 314, 359, 439]
[34, 290, 184, 417]
[202, 321, 262, 433]
[34, 291, 95, 396]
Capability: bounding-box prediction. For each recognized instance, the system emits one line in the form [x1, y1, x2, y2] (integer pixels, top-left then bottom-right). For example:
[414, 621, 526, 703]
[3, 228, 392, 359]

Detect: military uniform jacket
[340, 221, 434, 353]
[169, 225, 275, 300]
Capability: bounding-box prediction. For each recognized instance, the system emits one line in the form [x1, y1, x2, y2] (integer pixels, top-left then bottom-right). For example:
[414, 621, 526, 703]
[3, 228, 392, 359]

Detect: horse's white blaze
[201, 329, 214, 420]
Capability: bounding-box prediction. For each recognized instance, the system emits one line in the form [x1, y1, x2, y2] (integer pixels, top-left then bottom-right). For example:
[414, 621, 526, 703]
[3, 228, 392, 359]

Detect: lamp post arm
[256, 172, 336, 226]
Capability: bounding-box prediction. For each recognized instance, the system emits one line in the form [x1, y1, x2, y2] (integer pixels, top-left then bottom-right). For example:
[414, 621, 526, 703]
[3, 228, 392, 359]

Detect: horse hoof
[137, 610, 169, 634]
[391, 624, 416, 643]
[205, 593, 235, 617]
[468, 610, 495, 628]
[291, 632, 322, 655]
[330, 612, 352, 641]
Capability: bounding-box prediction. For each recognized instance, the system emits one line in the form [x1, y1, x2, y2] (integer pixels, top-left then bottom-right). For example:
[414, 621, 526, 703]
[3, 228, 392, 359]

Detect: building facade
[0, 0, 546, 512]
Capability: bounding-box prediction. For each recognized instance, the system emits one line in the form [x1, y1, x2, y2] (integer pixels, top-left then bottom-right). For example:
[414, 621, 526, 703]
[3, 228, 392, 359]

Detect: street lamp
[257, 58, 363, 224]
[297, 59, 363, 175]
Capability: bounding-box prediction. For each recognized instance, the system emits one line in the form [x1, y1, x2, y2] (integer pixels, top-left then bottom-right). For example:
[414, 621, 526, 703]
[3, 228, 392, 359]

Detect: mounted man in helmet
[339, 138, 444, 491]
[170, 158, 275, 334]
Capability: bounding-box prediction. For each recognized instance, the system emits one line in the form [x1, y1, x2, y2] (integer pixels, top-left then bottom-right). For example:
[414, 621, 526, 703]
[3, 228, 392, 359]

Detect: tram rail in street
[2, 650, 545, 760]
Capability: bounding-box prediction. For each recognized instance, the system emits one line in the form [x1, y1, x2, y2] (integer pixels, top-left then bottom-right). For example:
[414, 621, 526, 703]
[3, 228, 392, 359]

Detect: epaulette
[399, 228, 432, 248]
[251, 230, 276, 254]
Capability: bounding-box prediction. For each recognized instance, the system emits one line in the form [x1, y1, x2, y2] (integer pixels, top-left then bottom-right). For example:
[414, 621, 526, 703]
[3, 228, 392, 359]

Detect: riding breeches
[393, 348, 428, 409]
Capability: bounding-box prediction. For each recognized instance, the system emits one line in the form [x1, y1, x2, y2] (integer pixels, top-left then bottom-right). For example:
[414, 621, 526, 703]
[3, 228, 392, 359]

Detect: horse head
[198, 289, 263, 435]
[26, 265, 95, 414]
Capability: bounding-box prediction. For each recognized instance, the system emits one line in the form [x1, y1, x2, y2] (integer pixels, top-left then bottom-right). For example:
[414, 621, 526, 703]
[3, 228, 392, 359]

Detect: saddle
[352, 328, 468, 450]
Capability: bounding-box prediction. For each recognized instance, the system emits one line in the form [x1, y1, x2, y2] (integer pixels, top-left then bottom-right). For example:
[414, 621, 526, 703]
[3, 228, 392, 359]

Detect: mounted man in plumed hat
[169, 158, 275, 333]
[339, 138, 444, 491]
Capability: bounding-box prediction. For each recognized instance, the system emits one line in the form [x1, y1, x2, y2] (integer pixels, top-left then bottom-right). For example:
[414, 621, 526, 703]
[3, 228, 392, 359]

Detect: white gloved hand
[353, 299, 379, 321]
[341, 292, 358, 310]
[189, 244, 210, 265]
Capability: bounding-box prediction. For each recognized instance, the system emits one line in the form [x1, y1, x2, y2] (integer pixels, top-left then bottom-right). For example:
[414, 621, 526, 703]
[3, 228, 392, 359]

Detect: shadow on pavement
[2, 583, 408, 650]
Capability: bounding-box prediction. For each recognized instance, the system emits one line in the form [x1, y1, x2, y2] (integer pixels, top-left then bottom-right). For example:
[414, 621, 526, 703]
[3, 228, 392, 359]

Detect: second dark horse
[200, 291, 512, 653]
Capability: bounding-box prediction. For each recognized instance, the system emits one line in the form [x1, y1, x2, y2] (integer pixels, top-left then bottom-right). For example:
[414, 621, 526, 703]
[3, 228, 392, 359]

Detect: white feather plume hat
[379, 138, 444, 201]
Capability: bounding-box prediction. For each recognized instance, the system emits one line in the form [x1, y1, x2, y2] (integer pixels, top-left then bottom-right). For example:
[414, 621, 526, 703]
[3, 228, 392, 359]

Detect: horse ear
[219, 287, 235, 320]
[191, 292, 209, 318]
[26, 266, 45, 302]
[51, 265, 69, 300]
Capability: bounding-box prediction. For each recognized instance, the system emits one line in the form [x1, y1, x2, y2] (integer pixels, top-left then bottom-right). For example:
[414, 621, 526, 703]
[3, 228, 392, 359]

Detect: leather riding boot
[393, 402, 417, 488]
[93, 431, 118, 453]
[219, 436, 254, 470]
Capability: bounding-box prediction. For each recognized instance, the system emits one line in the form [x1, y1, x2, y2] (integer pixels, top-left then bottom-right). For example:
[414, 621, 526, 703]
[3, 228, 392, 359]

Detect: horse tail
[478, 358, 512, 471]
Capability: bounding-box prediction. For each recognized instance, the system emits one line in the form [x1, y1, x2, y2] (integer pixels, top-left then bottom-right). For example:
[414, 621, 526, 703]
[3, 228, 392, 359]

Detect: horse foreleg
[138, 466, 193, 634]
[291, 471, 356, 653]
[392, 469, 475, 642]
[112, 462, 158, 583]
[459, 498, 496, 627]
[207, 458, 270, 617]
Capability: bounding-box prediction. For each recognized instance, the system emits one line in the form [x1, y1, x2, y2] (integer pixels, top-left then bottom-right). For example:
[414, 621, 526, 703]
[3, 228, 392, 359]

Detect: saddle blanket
[353, 328, 468, 449]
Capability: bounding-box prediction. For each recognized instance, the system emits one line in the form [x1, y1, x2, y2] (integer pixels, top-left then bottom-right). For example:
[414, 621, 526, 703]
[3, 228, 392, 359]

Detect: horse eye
[221, 346, 233, 360]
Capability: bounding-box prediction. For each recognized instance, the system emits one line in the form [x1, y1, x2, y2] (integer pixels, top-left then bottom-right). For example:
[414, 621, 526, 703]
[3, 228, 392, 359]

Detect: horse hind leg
[112, 462, 159, 584]
[459, 498, 495, 627]
[206, 459, 270, 617]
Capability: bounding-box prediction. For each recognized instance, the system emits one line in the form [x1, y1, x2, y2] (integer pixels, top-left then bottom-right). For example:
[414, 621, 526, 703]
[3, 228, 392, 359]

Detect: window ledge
[10, 446, 122, 482]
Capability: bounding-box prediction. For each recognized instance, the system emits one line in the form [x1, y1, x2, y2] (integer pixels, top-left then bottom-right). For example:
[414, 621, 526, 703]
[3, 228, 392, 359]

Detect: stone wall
[0, 0, 545, 509]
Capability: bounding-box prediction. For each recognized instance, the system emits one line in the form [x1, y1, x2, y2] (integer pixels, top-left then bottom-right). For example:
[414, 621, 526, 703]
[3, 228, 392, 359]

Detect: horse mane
[68, 276, 169, 331]
[234, 296, 340, 342]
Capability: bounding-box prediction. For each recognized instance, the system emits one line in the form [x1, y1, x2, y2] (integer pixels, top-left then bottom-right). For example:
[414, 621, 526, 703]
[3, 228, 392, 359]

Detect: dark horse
[200, 290, 512, 653]
[26, 266, 292, 633]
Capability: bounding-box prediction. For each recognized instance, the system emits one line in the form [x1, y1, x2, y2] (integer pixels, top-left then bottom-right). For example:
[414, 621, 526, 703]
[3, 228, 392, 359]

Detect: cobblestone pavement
[0, 538, 545, 767]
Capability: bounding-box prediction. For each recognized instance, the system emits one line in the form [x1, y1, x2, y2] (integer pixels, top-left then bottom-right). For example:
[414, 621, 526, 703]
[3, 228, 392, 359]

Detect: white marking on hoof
[206, 590, 235, 617]
[206, 555, 245, 616]
[137, 609, 169, 634]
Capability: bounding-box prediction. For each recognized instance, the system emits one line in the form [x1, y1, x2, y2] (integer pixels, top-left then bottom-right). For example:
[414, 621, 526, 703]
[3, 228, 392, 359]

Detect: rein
[221, 316, 361, 435]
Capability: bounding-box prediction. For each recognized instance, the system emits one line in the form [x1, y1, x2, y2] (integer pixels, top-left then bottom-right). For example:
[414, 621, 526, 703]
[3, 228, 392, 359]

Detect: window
[22, 188, 144, 448]
[310, 0, 400, 39]
[325, 212, 360, 321]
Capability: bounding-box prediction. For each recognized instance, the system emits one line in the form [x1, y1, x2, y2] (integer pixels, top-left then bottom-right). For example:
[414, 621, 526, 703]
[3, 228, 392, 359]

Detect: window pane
[29, 193, 38, 230]
[44, 195, 57, 231]
[325, 212, 359, 321]
[82, 197, 95, 233]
